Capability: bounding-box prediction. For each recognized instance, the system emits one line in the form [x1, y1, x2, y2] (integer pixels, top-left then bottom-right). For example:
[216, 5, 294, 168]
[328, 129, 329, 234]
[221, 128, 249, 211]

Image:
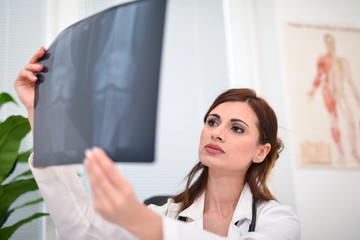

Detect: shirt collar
[178, 190, 205, 222]
[177, 183, 253, 224]
[232, 183, 253, 222]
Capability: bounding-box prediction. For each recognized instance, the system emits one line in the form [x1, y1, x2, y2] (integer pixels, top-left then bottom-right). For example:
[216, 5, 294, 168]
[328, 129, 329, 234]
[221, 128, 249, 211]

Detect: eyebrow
[209, 113, 220, 119]
[231, 118, 249, 128]
[208, 113, 249, 128]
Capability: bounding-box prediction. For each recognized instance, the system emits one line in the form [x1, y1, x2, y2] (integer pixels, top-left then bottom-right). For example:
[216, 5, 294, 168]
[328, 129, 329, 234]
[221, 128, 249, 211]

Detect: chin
[200, 156, 222, 169]
[199, 157, 211, 168]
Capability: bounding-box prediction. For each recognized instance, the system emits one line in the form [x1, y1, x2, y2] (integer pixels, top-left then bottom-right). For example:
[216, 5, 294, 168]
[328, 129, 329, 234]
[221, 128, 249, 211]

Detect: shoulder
[257, 199, 297, 217]
[147, 198, 182, 219]
[256, 200, 301, 239]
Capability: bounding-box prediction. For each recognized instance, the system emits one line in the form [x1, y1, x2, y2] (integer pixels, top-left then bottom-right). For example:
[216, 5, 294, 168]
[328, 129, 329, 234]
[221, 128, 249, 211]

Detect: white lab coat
[29, 154, 300, 240]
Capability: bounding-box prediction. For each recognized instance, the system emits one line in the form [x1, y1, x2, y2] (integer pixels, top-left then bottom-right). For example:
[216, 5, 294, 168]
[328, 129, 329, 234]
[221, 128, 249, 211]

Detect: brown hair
[172, 88, 283, 212]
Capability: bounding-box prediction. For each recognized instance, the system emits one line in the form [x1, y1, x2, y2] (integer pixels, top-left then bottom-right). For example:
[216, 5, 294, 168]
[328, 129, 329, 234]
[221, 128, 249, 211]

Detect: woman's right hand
[14, 47, 46, 131]
[14, 47, 46, 112]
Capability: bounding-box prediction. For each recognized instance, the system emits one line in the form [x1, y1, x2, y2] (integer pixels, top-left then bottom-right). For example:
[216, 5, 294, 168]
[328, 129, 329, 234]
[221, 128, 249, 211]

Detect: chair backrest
[144, 195, 171, 206]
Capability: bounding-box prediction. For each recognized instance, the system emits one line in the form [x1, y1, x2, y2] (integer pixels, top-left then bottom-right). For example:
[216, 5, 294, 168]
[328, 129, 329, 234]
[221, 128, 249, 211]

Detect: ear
[253, 143, 271, 163]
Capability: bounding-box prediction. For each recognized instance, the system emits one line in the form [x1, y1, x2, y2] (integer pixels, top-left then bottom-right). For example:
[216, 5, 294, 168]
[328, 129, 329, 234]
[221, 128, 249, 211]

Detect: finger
[85, 158, 115, 212]
[18, 69, 38, 82]
[91, 147, 129, 190]
[24, 63, 44, 73]
[84, 150, 120, 206]
[28, 46, 46, 64]
[88, 169, 114, 211]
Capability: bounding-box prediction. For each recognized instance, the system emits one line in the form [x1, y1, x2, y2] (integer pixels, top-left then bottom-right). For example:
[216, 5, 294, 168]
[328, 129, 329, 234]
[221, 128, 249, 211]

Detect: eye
[207, 119, 218, 127]
[231, 125, 244, 133]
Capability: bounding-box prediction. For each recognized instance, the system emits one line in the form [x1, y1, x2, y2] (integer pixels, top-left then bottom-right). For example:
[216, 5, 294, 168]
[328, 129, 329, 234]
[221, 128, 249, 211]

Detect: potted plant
[0, 92, 48, 239]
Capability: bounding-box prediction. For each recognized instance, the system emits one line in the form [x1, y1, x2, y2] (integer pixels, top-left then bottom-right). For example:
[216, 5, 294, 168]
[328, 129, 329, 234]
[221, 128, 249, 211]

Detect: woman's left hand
[84, 147, 162, 240]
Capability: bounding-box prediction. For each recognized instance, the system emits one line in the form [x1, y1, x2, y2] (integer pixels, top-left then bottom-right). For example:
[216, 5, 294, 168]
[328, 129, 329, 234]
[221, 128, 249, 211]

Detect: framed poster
[282, 22, 360, 168]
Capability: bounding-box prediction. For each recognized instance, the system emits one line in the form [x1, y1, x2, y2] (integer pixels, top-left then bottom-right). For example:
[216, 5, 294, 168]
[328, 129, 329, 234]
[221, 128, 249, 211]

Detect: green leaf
[11, 170, 33, 182]
[0, 197, 44, 228]
[0, 115, 31, 184]
[0, 178, 39, 220]
[0, 198, 43, 229]
[0, 93, 45, 236]
[0, 209, 14, 229]
[0, 198, 44, 228]
[16, 149, 32, 163]
[0, 93, 17, 111]
[0, 212, 48, 240]
[13, 198, 43, 211]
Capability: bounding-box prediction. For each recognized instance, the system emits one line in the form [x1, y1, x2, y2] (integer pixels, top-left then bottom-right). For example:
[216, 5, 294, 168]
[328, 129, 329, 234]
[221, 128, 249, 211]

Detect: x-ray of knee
[34, 0, 167, 167]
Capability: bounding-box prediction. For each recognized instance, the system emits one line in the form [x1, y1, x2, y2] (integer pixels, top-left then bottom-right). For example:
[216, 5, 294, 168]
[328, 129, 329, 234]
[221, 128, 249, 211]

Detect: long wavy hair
[172, 88, 283, 212]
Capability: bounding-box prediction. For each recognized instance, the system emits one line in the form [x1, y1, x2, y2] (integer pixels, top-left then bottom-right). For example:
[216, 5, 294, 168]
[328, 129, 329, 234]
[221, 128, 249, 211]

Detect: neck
[204, 169, 245, 217]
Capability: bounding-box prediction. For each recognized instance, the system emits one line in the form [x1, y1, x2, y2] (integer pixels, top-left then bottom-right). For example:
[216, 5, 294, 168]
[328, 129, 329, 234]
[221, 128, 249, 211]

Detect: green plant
[0, 92, 48, 239]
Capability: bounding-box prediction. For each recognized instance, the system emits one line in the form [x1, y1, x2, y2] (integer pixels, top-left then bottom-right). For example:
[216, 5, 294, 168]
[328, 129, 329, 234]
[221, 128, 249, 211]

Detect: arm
[29, 154, 136, 239]
[84, 148, 300, 240]
[84, 148, 228, 240]
[84, 148, 162, 240]
[16, 49, 135, 239]
[32, 147, 231, 240]
[14, 47, 45, 131]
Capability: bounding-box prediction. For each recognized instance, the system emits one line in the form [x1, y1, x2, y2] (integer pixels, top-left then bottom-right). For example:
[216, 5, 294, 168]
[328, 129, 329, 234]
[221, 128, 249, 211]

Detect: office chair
[144, 195, 171, 206]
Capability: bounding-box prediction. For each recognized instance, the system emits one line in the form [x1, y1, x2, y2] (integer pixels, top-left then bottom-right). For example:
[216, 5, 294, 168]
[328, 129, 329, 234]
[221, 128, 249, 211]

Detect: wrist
[124, 204, 162, 240]
[27, 109, 34, 132]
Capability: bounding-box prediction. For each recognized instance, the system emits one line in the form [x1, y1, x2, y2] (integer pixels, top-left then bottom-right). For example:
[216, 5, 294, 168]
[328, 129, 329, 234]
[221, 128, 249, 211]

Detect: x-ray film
[34, 0, 167, 167]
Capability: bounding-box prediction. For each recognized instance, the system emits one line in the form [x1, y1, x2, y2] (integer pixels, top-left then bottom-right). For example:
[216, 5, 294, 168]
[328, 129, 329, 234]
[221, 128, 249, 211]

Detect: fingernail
[85, 149, 92, 158]
[93, 147, 100, 153]
[32, 75, 37, 81]
[41, 66, 48, 73]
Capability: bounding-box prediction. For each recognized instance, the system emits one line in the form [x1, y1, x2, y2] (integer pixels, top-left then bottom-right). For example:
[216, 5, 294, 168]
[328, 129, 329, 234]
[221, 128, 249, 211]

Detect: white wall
[46, 0, 80, 44]
[226, 0, 297, 209]
[227, 0, 360, 239]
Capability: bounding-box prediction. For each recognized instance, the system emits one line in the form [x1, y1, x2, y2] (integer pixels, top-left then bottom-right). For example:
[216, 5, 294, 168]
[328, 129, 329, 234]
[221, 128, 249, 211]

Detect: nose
[211, 126, 225, 141]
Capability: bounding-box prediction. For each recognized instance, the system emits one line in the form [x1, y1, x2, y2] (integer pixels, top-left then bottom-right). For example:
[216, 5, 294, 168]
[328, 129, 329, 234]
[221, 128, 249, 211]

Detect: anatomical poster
[282, 22, 360, 168]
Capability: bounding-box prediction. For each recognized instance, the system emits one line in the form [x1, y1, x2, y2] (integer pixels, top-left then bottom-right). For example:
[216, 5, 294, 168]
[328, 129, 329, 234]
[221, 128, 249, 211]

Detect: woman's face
[199, 101, 270, 174]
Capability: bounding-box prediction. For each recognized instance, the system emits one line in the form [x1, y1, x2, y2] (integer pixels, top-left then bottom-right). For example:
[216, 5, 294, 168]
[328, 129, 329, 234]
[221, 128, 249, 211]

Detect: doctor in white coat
[15, 47, 300, 240]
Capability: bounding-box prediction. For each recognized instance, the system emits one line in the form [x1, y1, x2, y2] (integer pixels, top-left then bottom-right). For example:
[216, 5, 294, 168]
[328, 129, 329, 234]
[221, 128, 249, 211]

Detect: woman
[15, 47, 300, 239]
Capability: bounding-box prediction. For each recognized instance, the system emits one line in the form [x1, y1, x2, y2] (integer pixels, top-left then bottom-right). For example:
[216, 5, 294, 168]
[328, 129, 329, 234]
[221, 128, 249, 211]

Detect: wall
[227, 0, 360, 239]
[226, 0, 297, 209]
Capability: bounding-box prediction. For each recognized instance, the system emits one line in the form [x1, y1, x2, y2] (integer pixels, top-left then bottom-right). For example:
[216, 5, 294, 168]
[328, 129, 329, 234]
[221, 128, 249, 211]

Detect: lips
[205, 143, 225, 154]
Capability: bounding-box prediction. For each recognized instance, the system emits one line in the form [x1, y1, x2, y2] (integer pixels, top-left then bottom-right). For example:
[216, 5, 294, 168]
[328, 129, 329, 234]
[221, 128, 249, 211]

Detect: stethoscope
[177, 196, 257, 232]
[248, 196, 257, 232]
[233, 196, 257, 232]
